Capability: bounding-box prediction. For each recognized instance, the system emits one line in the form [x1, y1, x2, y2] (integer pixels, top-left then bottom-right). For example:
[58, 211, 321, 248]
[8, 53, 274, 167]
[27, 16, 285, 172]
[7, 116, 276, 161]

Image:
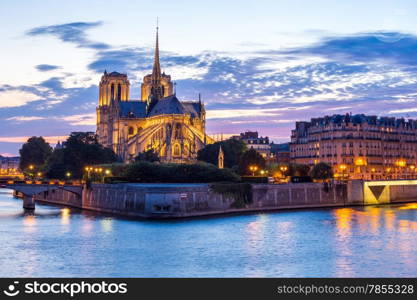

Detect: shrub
[310, 162, 333, 180]
[123, 161, 240, 183]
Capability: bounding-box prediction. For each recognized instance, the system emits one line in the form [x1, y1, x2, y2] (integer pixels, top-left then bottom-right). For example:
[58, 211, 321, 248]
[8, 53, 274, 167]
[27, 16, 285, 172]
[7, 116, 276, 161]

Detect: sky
[1, 0, 417, 156]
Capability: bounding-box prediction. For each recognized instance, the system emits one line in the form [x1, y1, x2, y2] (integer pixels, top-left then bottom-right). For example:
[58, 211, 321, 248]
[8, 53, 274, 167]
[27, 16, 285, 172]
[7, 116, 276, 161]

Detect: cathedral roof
[182, 102, 202, 118]
[118, 101, 147, 118]
[107, 71, 127, 77]
[148, 95, 185, 116]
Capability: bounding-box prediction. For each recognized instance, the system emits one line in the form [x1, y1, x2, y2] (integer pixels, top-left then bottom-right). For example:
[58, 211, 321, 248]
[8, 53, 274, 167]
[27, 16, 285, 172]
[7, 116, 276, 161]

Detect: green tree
[310, 162, 333, 180]
[135, 149, 160, 162]
[197, 139, 247, 168]
[19, 136, 52, 171]
[45, 132, 118, 179]
[123, 161, 240, 183]
[238, 148, 266, 175]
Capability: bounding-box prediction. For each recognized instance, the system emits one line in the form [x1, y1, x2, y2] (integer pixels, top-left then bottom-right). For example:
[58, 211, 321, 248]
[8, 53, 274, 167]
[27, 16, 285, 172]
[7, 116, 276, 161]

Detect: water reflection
[61, 208, 71, 226]
[0, 189, 416, 277]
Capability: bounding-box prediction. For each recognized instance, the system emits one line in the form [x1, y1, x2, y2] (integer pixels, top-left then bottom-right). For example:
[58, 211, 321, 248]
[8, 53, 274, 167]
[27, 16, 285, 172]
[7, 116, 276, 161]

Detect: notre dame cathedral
[96, 27, 212, 163]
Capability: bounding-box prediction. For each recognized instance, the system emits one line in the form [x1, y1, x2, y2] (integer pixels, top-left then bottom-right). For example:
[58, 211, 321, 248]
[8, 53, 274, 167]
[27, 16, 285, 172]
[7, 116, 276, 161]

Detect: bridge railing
[0, 179, 82, 187]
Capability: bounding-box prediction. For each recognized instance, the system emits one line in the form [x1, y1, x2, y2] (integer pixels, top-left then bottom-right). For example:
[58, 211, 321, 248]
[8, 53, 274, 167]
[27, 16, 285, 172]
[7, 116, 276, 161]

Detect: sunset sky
[1, 0, 417, 155]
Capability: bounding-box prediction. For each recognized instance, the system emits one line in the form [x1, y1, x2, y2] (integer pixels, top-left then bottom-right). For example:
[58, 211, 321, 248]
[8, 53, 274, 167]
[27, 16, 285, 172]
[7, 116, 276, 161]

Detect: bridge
[1, 182, 83, 210]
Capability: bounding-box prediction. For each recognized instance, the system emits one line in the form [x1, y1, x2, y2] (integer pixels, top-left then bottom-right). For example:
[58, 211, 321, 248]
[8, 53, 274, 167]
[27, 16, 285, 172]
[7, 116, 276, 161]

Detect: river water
[0, 189, 416, 277]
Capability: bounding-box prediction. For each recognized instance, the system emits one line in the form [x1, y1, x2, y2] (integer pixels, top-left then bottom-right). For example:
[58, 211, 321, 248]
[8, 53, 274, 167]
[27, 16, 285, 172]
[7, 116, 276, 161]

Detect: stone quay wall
[34, 182, 349, 219]
[32, 180, 417, 219]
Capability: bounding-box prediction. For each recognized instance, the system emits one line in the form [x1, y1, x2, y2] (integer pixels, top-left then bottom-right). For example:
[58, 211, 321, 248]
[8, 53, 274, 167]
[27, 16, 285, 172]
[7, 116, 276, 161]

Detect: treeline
[101, 161, 240, 183]
[19, 132, 118, 179]
[18, 132, 333, 182]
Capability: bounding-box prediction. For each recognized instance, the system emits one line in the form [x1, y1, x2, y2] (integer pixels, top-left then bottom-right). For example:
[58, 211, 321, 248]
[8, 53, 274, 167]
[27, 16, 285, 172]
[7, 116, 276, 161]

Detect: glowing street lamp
[280, 166, 288, 172]
[354, 158, 365, 166]
[249, 165, 258, 176]
[66, 172, 72, 179]
[85, 166, 93, 178]
[395, 159, 406, 167]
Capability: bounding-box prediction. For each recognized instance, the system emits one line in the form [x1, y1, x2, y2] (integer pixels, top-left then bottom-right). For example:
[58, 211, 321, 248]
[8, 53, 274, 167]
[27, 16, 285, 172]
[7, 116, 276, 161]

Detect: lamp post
[249, 165, 258, 176]
[85, 166, 93, 179]
[338, 164, 347, 181]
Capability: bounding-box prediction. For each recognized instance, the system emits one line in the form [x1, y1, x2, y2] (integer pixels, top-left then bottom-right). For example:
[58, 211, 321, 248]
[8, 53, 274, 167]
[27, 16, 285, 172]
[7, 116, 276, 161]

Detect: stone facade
[290, 114, 417, 180]
[96, 27, 212, 162]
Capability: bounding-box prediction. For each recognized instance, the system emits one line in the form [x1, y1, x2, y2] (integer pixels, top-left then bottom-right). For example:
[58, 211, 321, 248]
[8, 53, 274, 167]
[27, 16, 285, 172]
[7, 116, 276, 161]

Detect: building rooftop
[299, 114, 417, 129]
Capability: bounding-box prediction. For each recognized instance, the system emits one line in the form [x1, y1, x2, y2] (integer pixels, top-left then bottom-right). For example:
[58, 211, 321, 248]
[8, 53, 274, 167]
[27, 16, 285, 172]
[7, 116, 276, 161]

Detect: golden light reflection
[398, 203, 417, 210]
[334, 208, 353, 236]
[22, 215, 36, 233]
[368, 207, 381, 234]
[60, 208, 71, 226]
[384, 210, 395, 232]
[333, 208, 354, 277]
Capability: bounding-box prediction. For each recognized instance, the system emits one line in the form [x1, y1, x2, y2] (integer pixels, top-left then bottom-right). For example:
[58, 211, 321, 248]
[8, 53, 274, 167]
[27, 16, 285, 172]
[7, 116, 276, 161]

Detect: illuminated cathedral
[96, 27, 212, 162]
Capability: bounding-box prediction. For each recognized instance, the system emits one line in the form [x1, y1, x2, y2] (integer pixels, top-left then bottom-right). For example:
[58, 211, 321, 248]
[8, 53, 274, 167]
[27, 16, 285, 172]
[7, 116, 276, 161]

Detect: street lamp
[338, 164, 348, 181]
[249, 165, 258, 176]
[85, 166, 93, 179]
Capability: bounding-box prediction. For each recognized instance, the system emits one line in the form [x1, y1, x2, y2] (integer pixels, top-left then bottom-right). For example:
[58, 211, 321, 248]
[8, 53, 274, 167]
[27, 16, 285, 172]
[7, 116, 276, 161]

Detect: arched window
[111, 84, 115, 100]
[173, 144, 180, 156]
[117, 84, 122, 100]
[128, 126, 134, 135]
[175, 123, 182, 139]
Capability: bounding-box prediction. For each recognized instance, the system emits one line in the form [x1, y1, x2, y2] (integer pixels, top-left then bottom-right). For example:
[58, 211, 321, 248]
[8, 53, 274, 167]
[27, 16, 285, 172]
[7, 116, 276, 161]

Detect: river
[0, 188, 416, 277]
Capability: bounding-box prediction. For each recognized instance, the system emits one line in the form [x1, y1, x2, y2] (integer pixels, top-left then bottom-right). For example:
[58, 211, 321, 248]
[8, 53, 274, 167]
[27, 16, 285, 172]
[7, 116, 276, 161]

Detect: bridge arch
[6, 184, 82, 198]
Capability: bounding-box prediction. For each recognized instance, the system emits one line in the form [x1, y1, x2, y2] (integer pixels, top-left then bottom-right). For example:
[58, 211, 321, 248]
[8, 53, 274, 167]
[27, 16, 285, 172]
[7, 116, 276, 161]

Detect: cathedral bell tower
[98, 71, 130, 106]
[141, 25, 174, 113]
[97, 71, 130, 147]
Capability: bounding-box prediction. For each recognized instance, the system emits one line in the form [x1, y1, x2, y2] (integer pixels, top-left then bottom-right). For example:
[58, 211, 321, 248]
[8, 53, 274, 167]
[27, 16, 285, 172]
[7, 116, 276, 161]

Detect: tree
[135, 149, 160, 162]
[197, 139, 247, 169]
[238, 148, 266, 175]
[288, 163, 311, 177]
[123, 161, 240, 183]
[310, 162, 333, 180]
[19, 136, 52, 171]
[45, 132, 118, 179]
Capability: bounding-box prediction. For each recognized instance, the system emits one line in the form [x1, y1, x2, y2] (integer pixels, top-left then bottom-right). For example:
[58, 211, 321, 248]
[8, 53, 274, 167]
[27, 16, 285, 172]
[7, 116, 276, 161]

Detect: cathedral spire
[152, 20, 161, 81]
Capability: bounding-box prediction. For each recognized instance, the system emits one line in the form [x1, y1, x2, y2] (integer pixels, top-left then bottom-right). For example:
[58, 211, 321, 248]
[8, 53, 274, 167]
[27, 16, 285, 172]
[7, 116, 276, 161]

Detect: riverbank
[25, 180, 417, 219]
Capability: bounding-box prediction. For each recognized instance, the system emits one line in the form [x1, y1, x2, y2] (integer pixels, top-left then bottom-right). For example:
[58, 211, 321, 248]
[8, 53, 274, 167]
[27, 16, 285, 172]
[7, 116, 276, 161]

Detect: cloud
[290, 31, 417, 67]
[6, 116, 45, 122]
[0, 90, 42, 108]
[0, 153, 17, 157]
[0, 136, 67, 144]
[4, 27, 417, 154]
[27, 21, 109, 49]
[35, 64, 61, 72]
[388, 108, 417, 114]
[61, 113, 96, 126]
